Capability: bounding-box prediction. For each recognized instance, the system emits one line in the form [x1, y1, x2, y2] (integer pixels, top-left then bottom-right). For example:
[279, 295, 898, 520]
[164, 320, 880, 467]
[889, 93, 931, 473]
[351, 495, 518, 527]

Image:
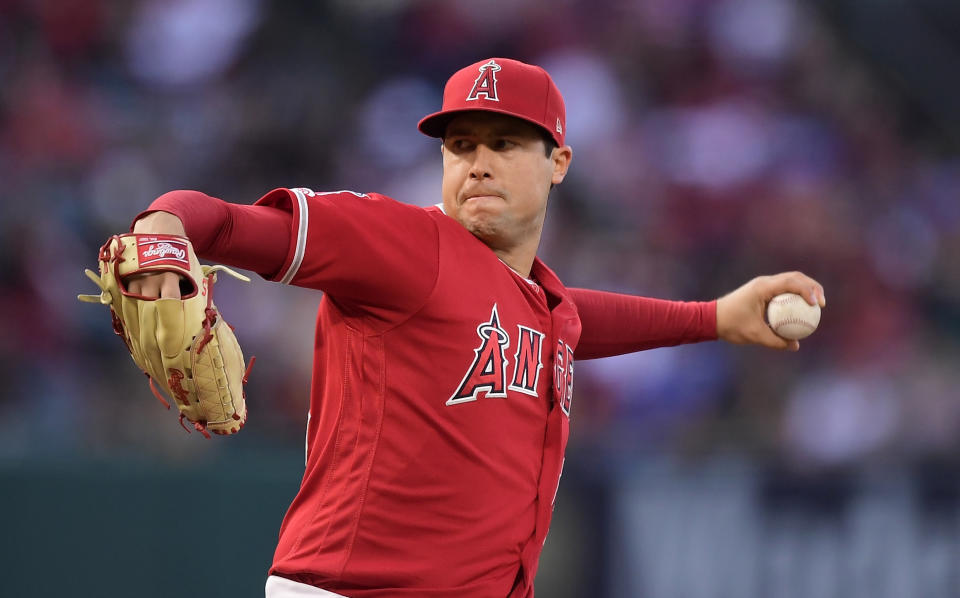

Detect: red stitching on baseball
[770, 295, 804, 305]
[773, 318, 816, 330]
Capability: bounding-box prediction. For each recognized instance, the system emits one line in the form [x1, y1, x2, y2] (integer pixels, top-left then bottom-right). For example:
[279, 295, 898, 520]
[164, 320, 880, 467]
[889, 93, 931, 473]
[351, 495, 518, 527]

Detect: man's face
[441, 112, 571, 252]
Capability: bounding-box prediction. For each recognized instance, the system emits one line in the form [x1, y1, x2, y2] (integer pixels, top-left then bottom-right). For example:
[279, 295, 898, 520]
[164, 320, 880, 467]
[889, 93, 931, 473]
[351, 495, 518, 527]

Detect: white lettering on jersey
[447, 304, 510, 405]
[448, 306, 547, 406]
[554, 340, 574, 417]
[291, 188, 368, 199]
[507, 326, 545, 396]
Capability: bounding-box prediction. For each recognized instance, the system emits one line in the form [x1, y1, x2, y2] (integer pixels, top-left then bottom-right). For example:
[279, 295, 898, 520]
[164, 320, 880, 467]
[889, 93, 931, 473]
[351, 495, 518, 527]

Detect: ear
[550, 145, 573, 185]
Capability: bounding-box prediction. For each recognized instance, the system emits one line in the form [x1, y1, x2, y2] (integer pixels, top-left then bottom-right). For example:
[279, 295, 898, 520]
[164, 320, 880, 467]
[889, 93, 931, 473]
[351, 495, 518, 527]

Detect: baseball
[766, 293, 821, 340]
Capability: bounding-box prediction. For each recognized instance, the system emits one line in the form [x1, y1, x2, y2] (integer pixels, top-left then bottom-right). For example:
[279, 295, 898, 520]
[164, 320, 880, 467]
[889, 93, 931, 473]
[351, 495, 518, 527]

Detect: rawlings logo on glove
[78, 234, 253, 437]
[139, 239, 189, 264]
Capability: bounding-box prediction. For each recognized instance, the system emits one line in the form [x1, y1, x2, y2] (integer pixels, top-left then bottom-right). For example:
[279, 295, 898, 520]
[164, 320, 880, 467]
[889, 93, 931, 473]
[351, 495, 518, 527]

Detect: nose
[468, 144, 495, 180]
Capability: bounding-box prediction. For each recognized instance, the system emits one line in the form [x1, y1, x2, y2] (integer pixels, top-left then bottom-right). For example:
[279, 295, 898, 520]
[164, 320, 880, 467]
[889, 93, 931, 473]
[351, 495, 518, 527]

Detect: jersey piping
[280, 188, 310, 285]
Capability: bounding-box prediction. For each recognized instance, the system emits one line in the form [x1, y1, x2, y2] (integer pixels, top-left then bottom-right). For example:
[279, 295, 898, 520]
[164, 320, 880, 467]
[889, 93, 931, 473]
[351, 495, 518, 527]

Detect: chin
[461, 216, 508, 246]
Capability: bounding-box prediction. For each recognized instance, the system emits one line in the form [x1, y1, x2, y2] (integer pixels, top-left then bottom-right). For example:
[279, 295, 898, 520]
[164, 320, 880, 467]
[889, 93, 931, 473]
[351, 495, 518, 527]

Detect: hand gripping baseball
[78, 234, 254, 437]
[716, 271, 826, 351]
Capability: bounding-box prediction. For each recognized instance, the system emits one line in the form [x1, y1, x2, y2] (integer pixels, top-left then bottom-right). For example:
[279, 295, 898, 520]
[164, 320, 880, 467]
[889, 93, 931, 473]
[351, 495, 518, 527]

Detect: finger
[800, 277, 825, 308]
[767, 272, 824, 307]
[159, 272, 182, 299]
[136, 277, 160, 298]
[128, 277, 143, 296]
[790, 272, 826, 307]
[757, 322, 794, 351]
[124, 273, 168, 298]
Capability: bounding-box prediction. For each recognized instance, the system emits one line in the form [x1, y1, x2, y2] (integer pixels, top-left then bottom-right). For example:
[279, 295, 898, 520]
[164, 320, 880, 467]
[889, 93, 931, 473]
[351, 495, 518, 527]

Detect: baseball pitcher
[81, 58, 825, 597]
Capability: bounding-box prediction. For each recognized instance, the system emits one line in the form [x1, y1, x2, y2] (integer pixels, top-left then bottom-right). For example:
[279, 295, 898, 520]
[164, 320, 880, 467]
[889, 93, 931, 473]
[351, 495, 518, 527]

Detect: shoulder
[254, 186, 409, 209]
[255, 187, 440, 224]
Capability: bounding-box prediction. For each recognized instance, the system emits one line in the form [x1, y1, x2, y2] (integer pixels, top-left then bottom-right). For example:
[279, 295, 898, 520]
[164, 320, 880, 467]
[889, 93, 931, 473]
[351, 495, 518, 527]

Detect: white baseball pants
[265, 575, 348, 598]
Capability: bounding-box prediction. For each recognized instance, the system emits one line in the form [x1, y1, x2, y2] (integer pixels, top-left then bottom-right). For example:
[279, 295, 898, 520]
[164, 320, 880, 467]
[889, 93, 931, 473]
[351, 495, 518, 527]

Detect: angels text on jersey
[447, 303, 573, 415]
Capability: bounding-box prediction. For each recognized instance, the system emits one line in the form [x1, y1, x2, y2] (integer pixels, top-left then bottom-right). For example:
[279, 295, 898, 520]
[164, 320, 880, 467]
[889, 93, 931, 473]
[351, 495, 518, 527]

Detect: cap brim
[418, 107, 559, 145]
[417, 110, 462, 139]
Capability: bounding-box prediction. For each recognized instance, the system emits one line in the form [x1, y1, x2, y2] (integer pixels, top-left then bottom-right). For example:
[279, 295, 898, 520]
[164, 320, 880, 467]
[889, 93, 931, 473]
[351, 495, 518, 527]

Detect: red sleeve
[569, 288, 718, 360]
[132, 190, 291, 278]
[254, 187, 439, 323]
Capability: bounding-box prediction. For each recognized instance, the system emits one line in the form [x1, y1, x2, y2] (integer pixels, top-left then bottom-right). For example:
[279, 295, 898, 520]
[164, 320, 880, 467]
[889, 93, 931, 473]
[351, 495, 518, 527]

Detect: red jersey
[143, 187, 717, 597]
[254, 187, 577, 597]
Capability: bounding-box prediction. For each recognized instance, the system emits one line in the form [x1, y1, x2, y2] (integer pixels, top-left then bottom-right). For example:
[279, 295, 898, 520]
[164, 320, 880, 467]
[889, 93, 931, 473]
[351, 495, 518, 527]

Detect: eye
[493, 139, 515, 151]
[448, 138, 474, 152]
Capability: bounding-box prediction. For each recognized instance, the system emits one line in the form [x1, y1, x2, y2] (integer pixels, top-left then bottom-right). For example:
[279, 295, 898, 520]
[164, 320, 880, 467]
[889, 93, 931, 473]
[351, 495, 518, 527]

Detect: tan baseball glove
[79, 234, 253, 437]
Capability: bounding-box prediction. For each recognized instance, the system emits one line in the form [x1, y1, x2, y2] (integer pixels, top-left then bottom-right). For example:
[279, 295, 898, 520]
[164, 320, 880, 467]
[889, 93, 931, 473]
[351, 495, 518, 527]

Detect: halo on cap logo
[466, 59, 501, 102]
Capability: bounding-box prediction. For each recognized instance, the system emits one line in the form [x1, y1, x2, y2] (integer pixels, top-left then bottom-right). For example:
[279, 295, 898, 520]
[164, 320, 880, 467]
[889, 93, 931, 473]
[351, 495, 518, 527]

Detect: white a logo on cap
[466, 59, 501, 102]
[556, 118, 563, 134]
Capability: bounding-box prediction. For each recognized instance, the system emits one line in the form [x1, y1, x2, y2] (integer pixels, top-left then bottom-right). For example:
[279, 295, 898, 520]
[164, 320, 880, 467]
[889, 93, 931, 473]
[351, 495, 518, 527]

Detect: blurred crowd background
[2, 0, 959, 596]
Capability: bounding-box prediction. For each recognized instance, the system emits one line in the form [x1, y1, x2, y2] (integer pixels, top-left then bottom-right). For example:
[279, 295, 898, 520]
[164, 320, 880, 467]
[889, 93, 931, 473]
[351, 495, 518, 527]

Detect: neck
[493, 239, 538, 278]
[438, 203, 544, 278]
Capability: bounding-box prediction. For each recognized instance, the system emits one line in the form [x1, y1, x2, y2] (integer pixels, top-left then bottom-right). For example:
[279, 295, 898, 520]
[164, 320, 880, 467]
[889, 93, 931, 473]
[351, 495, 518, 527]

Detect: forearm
[570, 288, 717, 359]
[131, 190, 290, 277]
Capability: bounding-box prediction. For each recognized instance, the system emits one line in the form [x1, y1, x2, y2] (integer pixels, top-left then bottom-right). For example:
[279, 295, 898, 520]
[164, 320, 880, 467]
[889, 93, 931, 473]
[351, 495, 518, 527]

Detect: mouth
[461, 192, 504, 205]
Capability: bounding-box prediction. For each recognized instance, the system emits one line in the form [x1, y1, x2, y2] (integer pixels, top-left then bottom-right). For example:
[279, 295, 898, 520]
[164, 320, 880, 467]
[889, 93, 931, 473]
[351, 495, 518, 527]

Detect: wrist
[132, 211, 186, 236]
[714, 293, 742, 344]
[706, 299, 720, 341]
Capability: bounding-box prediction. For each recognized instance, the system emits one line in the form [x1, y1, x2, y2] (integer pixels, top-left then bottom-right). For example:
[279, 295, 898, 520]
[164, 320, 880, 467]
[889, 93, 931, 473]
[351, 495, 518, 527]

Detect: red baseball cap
[418, 58, 566, 146]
